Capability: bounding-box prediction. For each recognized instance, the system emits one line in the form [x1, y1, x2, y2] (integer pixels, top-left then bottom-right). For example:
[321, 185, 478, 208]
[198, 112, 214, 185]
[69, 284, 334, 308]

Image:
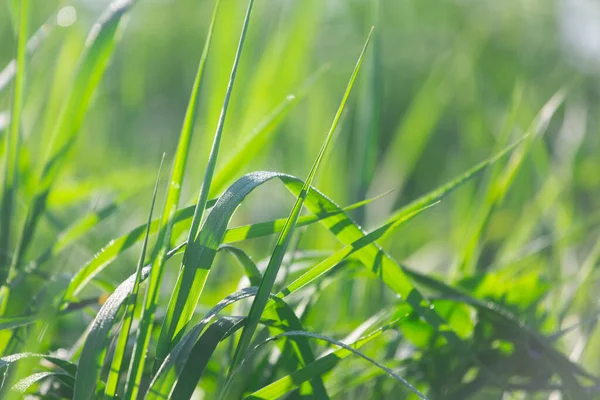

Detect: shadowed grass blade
[156, 0, 255, 362]
[231, 26, 374, 376]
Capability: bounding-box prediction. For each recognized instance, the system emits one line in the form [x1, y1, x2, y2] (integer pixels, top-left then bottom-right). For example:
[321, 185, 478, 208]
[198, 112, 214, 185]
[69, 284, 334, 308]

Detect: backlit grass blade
[277, 202, 438, 298]
[10, 371, 74, 396]
[210, 65, 329, 196]
[61, 191, 377, 303]
[157, 0, 255, 361]
[124, 1, 222, 397]
[0, 353, 76, 376]
[0, 8, 54, 94]
[73, 266, 152, 400]
[223, 330, 427, 400]
[456, 86, 567, 276]
[231, 26, 375, 374]
[103, 156, 164, 398]
[3, 0, 133, 308]
[0, 0, 29, 301]
[169, 316, 244, 400]
[169, 294, 329, 399]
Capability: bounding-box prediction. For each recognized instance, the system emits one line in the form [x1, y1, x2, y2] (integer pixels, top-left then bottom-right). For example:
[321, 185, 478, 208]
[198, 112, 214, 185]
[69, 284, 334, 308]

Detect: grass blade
[0, 0, 29, 303]
[2, 0, 132, 311]
[223, 330, 427, 400]
[123, 1, 222, 397]
[230, 26, 374, 375]
[103, 156, 165, 398]
[156, 0, 257, 361]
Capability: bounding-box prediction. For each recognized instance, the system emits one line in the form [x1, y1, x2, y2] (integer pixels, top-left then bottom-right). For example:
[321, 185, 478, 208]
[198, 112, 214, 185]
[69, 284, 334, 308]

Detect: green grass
[1, 0, 600, 399]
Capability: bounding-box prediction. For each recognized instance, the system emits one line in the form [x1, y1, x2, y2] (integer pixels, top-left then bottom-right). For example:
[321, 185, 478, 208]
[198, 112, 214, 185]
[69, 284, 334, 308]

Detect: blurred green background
[2, 0, 600, 396]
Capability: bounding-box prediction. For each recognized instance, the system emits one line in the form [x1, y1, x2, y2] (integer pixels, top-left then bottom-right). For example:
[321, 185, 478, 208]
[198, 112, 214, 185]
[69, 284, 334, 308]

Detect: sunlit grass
[0, 0, 599, 399]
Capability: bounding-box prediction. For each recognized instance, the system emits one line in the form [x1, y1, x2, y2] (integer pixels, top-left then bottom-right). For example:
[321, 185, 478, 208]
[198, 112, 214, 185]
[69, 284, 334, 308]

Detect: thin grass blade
[231, 26, 374, 374]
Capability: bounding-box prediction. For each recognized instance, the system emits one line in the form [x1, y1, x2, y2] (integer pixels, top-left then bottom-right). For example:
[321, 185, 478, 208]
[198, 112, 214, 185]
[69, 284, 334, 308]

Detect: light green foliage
[0, 0, 599, 399]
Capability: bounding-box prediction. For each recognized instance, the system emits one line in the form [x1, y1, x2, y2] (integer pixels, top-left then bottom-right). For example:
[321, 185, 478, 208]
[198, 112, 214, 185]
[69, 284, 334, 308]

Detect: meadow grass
[0, 0, 599, 399]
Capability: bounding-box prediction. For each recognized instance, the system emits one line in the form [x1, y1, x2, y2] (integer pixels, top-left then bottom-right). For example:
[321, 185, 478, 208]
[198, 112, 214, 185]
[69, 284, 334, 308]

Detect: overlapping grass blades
[156, 0, 257, 360]
[231, 25, 375, 375]
[2, 0, 133, 313]
[123, 1, 222, 397]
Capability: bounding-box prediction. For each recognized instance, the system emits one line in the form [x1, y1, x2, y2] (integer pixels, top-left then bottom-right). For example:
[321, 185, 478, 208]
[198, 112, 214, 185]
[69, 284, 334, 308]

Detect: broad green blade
[104, 156, 164, 398]
[157, 0, 255, 361]
[123, 0, 223, 395]
[0, 0, 29, 302]
[147, 290, 325, 399]
[223, 330, 427, 400]
[73, 265, 151, 400]
[147, 288, 259, 399]
[3, 0, 133, 307]
[231, 26, 374, 375]
[277, 202, 438, 298]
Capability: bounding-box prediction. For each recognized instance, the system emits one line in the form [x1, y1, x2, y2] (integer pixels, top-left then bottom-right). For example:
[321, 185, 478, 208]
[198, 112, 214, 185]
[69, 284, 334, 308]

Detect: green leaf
[0, 0, 29, 304]
[11, 371, 74, 394]
[231, 26, 375, 377]
[3, 0, 132, 309]
[157, 0, 255, 362]
[224, 330, 427, 400]
[104, 156, 165, 398]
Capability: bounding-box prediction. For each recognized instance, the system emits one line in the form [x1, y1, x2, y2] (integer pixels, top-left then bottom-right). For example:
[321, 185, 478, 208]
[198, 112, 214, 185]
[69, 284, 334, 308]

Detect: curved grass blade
[0, 0, 29, 302]
[5, 0, 133, 306]
[277, 201, 438, 298]
[103, 156, 164, 398]
[223, 330, 427, 400]
[0, 353, 76, 376]
[157, 0, 255, 362]
[10, 371, 74, 395]
[148, 290, 326, 399]
[146, 288, 258, 399]
[169, 316, 243, 400]
[231, 26, 375, 375]
[219, 245, 262, 286]
[210, 65, 329, 196]
[244, 316, 403, 400]
[73, 266, 150, 400]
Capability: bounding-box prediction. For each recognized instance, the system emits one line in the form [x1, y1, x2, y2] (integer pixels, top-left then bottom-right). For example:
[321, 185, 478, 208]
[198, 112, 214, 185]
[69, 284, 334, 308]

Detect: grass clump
[0, 0, 599, 399]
